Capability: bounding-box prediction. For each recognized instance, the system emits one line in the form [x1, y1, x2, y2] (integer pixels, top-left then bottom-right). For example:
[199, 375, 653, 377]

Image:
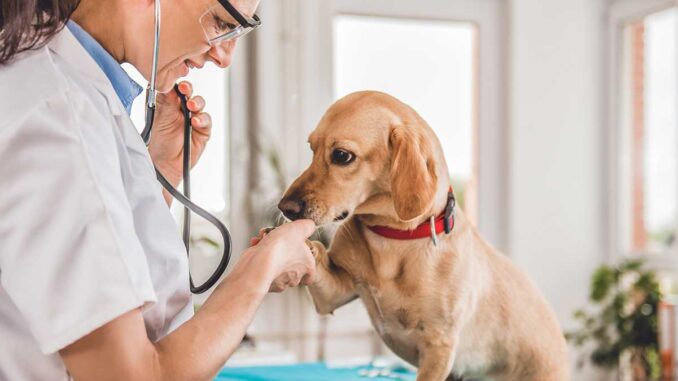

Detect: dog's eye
[331, 149, 355, 165]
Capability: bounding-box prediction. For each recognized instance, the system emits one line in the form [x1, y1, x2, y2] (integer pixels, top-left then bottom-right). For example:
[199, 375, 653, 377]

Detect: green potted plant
[567, 259, 663, 380]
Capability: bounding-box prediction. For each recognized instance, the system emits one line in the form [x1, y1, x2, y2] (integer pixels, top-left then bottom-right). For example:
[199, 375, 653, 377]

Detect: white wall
[508, 0, 608, 379]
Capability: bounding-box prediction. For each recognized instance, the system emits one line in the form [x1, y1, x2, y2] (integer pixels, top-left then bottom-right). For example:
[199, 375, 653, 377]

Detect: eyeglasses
[199, 0, 261, 45]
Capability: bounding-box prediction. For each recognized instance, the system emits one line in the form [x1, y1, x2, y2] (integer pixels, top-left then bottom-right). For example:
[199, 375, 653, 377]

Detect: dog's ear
[389, 124, 438, 221]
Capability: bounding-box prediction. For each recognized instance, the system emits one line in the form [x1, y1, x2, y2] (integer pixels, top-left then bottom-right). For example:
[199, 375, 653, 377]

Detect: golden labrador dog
[277, 91, 569, 381]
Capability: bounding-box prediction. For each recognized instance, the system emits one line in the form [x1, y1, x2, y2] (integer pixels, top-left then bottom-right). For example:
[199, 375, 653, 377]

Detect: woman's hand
[244, 221, 317, 293]
[249, 227, 272, 247]
[148, 81, 212, 187]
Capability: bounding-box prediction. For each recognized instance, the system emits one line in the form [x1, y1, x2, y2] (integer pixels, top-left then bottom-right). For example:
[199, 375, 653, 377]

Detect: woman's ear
[389, 124, 438, 221]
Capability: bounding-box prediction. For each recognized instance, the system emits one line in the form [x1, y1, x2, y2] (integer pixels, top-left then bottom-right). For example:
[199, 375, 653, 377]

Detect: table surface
[215, 362, 416, 381]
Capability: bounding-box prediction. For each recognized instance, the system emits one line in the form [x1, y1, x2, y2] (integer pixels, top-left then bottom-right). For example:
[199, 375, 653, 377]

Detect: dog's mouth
[333, 211, 350, 222]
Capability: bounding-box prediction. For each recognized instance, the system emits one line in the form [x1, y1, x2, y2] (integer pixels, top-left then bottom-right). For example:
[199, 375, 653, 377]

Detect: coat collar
[66, 21, 143, 115]
[47, 26, 131, 117]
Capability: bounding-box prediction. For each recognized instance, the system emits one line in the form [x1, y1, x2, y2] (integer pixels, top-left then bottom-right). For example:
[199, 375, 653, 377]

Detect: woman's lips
[185, 59, 204, 69]
[177, 60, 204, 78]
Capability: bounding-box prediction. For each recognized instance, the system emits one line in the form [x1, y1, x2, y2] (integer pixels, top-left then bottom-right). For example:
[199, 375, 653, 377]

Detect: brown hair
[0, 0, 81, 65]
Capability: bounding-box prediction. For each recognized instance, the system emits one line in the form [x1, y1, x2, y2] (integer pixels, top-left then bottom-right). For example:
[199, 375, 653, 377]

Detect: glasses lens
[200, 3, 254, 44]
[210, 25, 256, 44]
[199, 3, 240, 43]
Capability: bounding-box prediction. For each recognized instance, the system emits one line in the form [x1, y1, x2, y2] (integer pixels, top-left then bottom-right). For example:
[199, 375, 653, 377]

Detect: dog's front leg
[306, 240, 358, 315]
[416, 344, 456, 381]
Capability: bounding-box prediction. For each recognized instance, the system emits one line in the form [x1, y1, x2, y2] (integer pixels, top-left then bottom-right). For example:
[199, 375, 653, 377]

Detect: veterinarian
[0, 0, 316, 380]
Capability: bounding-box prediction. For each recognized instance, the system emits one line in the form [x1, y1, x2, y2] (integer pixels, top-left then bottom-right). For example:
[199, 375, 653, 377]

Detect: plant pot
[619, 348, 659, 381]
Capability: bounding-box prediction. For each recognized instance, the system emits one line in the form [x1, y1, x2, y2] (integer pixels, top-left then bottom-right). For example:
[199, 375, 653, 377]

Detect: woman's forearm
[60, 251, 273, 381]
[155, 253, 271, 381]
[62, 232, 313, 381]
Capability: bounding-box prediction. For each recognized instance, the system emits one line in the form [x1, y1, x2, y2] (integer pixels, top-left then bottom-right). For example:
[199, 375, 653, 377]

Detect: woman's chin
[156, 82, 175, 94]
[156, 78, 179, 94]
[156, 65, 190, 93]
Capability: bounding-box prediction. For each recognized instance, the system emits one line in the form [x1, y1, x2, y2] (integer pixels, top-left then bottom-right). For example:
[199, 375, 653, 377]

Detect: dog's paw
[305, 240, 326, 259]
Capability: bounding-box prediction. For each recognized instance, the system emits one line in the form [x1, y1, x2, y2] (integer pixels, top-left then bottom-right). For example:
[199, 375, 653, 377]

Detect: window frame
[237, 0, 507, 362]
[297, 0, 508, 250]
[607, 0, 678, 266]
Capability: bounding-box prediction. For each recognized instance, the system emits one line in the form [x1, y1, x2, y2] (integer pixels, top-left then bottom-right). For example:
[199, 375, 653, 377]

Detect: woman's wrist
[153, 161, 183, 188]
[227, 247, 276, 295]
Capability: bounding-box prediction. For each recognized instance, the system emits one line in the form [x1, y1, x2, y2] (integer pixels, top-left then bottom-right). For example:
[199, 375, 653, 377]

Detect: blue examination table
[216, 362, 416, 381]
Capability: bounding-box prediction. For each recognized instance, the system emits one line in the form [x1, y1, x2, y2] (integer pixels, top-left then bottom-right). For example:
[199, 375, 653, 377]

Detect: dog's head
[279, 91, 449, 226]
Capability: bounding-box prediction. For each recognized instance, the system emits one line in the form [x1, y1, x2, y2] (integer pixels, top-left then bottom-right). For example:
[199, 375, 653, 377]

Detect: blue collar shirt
[66, 21, 143, 115]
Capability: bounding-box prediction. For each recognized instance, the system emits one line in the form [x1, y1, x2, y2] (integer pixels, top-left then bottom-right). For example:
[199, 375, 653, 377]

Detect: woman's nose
[208, 40, 237, 68]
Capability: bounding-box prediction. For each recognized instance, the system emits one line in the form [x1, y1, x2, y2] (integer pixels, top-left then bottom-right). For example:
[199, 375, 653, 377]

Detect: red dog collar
[367, 188, 456, 243]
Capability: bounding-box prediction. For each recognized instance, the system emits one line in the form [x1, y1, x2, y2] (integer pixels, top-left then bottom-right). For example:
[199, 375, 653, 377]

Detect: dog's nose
[278, 197, 306, 221]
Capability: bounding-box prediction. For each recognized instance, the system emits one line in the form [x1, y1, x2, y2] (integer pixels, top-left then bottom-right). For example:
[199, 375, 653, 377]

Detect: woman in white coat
[0, 1, 316, 380]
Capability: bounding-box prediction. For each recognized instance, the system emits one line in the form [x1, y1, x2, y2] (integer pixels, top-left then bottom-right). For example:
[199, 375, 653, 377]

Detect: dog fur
[279, 91, 569, 381]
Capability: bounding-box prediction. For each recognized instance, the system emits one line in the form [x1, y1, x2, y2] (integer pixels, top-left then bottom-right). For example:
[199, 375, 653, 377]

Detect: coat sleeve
[0, 90, 157, 354]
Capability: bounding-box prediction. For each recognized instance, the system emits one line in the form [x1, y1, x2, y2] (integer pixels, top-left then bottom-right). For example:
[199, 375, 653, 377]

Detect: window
[333, 15, 478, 222]
[327, 13, 480, 362]
[244, 0, 504, 363]
[618, 7, 677, 255]
[124, 64, 230, 214]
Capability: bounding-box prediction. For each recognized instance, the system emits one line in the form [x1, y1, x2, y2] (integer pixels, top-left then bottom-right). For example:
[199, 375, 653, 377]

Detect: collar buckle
[443, 189, 456, 234]
[430, 215, 439, 246]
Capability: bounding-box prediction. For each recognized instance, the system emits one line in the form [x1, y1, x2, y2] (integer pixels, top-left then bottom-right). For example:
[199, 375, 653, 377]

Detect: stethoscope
[140, 0, 231, 294]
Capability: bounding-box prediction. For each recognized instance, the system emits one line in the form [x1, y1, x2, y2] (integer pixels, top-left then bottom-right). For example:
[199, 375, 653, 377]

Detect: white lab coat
[0, 27, 193, 380]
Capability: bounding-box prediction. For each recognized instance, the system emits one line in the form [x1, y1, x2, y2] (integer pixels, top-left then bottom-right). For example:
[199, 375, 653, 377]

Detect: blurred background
[125, 0, 677, 379]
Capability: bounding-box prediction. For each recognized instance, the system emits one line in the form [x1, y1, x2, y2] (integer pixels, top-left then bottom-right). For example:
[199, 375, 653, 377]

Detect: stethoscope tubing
[141, 0, 232, 294]
[145, 87, 233, 295]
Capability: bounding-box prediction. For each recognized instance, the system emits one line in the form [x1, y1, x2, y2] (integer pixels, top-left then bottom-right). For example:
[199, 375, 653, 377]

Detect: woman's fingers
[187, 95, 205, 113]
[301, 273, 315, 286]
[269, 273, 289, 293]
[255, 228, 271, 240]
[252, 222, 317, 293]
[183, 92, 211, 134]
[268, 270, 305, 293]
[248, 227, 275, 247]
[270, 220, 315, 242]
[177, 81, 193, 98]
[191, 112, 212, 130]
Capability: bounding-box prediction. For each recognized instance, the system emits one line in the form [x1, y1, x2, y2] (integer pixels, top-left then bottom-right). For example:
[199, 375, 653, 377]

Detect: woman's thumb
[288, 219, 316, 239]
